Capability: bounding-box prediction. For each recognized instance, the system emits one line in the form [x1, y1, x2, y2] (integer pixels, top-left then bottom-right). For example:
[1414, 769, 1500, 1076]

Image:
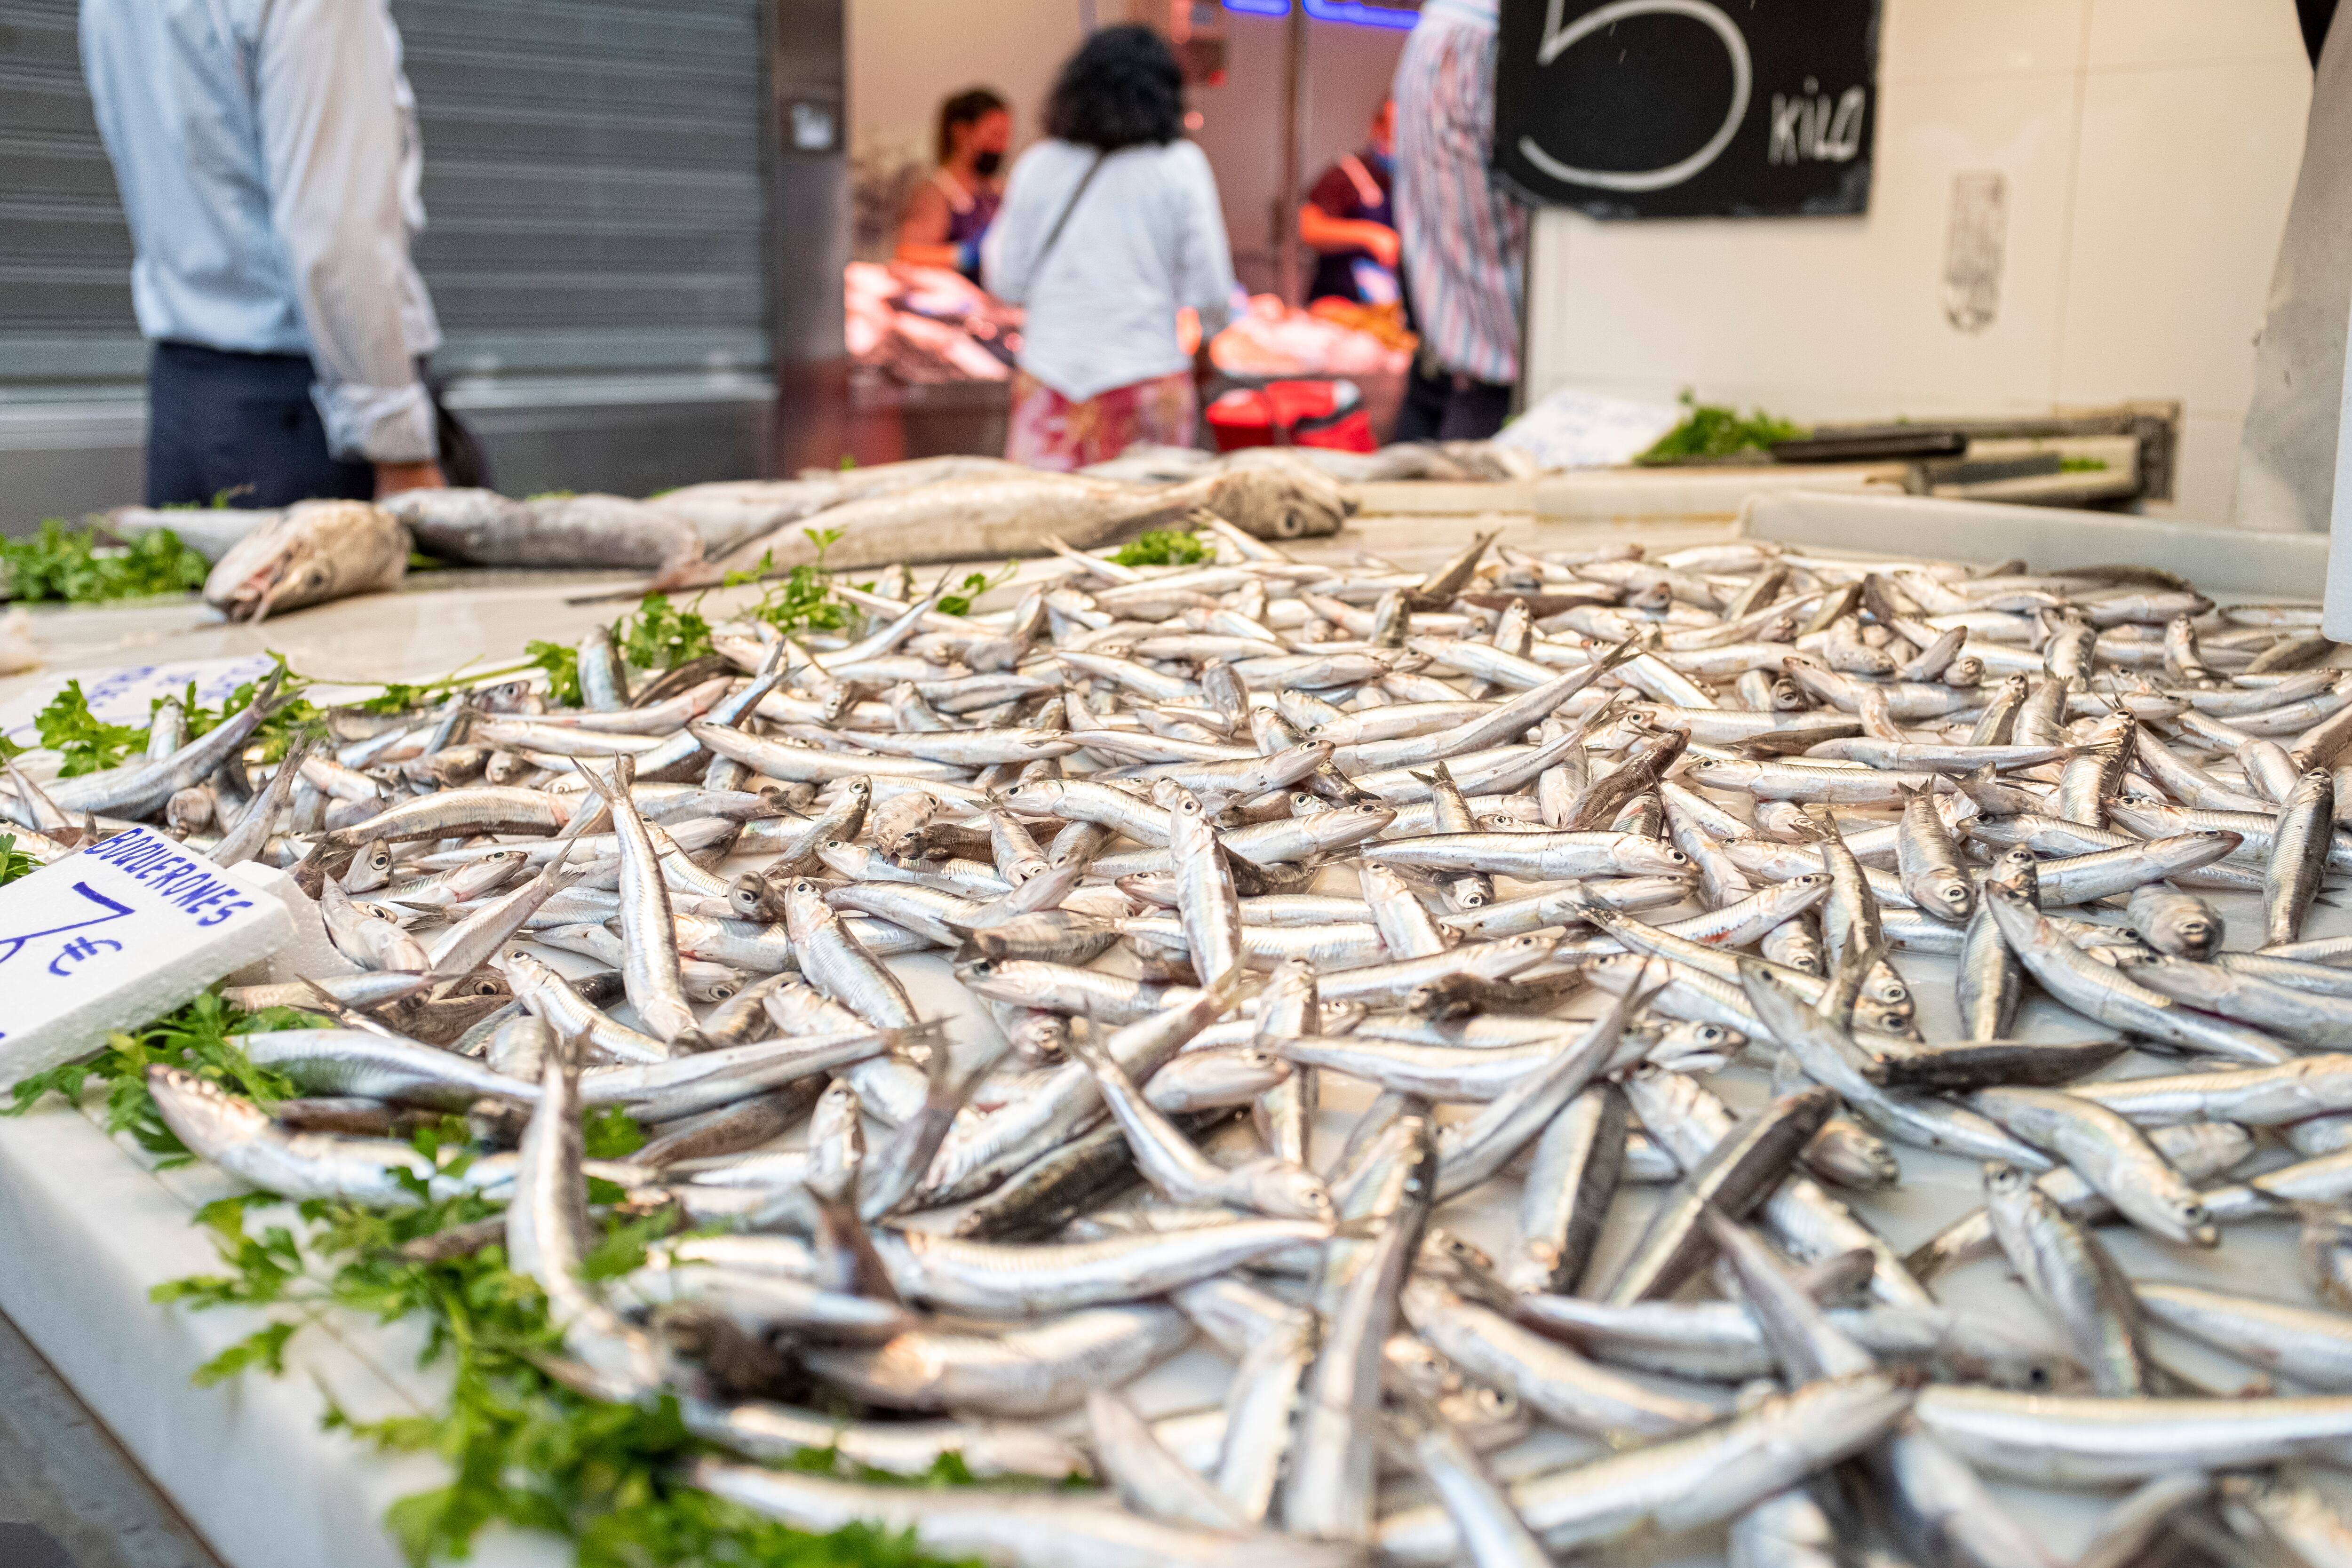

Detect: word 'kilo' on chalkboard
[1494, 0, 1881, 219]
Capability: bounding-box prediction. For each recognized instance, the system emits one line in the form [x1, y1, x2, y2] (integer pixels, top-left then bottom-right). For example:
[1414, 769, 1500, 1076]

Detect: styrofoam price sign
[0, 827, 294, 1089]
[0, 653, 282, 752]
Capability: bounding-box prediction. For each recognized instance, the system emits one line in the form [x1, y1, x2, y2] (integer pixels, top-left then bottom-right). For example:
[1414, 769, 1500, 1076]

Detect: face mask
[973, 150, 1003, 177]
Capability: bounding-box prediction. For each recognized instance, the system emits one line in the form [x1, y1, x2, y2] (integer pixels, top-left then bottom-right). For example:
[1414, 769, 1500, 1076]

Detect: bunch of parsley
[2, 993, 308, 1162]
[616, 595, 717, 670]
[149, 1120, 992, 1568]
[526, 640, 586, 707]
[1108, 530, 1210, 568]
[723, 529, 856, 637]
[0, 518, 211, 604]
[32, 680, 149, 775]
[1635, 390, 1807, 465]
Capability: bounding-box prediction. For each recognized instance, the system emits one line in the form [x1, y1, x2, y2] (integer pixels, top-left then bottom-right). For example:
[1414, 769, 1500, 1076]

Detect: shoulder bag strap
[1029, 150, 1108, 279]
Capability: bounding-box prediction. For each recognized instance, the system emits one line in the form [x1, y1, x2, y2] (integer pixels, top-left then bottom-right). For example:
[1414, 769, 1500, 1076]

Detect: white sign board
[0, 827, 294, 1088]
[0, 653, 281, 752]
[1495, 386, 1683, 470]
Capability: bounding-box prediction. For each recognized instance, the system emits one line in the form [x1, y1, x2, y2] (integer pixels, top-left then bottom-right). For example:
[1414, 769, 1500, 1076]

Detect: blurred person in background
[896, 87, 1012, 280]
[1391, 0, 1527, 443]
[984, 25, 1235, 470]
[1299, 97, 1399, 305]
[80, 0, 446, 509]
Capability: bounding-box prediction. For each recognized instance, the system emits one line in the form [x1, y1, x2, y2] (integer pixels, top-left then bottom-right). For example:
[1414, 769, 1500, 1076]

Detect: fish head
[998, 778, 1059, 812]
[2158, 1193, 2217, 1248]
[2159, 910, 2220, 955]
[780, 877, 832, 935]
[444, 971, 511, 1001]
[1228, 1047, 1290, 1086]
[203, 501, 407, 621]
[1980, 1160, 2036, 1209]
[1683, 757, 1752, 788]
[1496, 932, 1556, 967]
[143, 1064, 272, 1148]
[728, 872, 786, 923]
[1925, 873, 1976, 920]
[1620, 839, 1693, 876]
[1241, 1160, 1332, 1222]
[1985, 847, 2040, 899]
[1653, 1020, 1743, 1072]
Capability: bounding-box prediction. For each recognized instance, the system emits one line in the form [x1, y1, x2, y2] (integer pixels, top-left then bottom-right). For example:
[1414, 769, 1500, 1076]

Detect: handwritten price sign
[0, 828, 294, 1090]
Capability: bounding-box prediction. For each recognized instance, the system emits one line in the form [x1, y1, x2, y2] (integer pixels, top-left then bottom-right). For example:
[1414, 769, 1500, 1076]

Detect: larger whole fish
[714, 467, 1351, 577]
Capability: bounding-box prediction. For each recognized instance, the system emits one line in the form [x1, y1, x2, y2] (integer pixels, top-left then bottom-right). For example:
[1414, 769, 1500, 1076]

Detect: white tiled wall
[848, 0, 1091, 164]
[1522, 0, 2313, 524]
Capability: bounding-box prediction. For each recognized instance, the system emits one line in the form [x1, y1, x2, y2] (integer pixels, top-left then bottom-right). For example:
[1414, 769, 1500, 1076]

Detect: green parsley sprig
[151, 1139, 998, 1568]
[2, 993, 308, 1162]
[1107, 530, 1211, 568]
[1634, 390, 1806, 465]
[0, 518, 211, 604]
[616, 595, 717, 671]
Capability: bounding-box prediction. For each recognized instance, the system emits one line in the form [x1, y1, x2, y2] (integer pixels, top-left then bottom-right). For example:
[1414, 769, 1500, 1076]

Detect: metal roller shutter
[397, 0, 770, 383]
[0, 0, 143, 386]
[0, 0, 779, 525]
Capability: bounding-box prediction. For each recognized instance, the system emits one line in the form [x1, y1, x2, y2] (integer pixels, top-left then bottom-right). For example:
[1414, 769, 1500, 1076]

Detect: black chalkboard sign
[1494, 0, 1880, 219]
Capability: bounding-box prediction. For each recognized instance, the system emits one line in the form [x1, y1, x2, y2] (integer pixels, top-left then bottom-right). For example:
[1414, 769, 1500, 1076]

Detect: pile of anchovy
[29, 516, 2352, 1567]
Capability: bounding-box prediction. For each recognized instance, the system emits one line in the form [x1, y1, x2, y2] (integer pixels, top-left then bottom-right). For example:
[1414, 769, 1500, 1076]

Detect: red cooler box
[1205, 379, 1376, 453]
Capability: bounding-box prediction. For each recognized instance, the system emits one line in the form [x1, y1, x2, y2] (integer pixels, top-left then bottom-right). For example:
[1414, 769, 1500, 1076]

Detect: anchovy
[1376, 1372, 1914, 1565]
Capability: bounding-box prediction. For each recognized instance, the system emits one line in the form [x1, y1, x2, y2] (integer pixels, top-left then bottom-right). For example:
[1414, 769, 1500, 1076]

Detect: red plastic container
[1205, 378, 1376, 453]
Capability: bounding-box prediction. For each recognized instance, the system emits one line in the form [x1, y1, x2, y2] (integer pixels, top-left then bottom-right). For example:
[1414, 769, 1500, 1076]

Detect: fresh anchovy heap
[41, 520, 2352, 1564]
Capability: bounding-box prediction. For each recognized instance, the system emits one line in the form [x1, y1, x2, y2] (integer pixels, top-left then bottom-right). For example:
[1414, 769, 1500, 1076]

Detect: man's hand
[374, 460, 445, 498]
[1298, 204, 1401, 273]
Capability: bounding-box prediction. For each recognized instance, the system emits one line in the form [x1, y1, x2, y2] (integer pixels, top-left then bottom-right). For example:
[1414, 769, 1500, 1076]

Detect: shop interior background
[0, 0, 2321, 527]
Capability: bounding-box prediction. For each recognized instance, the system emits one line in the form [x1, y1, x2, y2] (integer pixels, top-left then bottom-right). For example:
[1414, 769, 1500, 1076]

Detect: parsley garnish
[526, 640, 586, 707]
[615, 594, 716, 671]
[34, 680, 149, 776]
[1108, 530, 1211, 568]
[1635, 389, 1807, 464]
[3, 993, 308, 1162]
[0, 518, 210, 604]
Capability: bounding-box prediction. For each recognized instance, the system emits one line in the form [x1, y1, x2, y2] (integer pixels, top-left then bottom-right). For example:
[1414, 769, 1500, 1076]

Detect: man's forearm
[374, 459, 444, 497]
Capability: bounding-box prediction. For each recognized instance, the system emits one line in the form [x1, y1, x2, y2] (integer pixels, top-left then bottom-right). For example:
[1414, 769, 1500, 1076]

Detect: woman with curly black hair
[983, 25, 1235, 470]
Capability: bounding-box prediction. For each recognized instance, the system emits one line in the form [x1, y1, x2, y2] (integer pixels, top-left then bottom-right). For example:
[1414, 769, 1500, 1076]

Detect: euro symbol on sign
[0, 881, 135, 969]
[48, 936, 123, 976]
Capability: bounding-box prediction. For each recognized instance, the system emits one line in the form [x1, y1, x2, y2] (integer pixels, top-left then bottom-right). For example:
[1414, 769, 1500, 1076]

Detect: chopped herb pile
[726, 530, 858, 638]
[1108, 530, 1211, 568]
[0, 519, 211, 604]
[616, 594, 717, 671]
[3, 994, 307, 1162]
[1635, 390, 1807, 465]
[35, 680, 150, 776]
[936, 561, 1017, 618]
[526, 639, 586, 707]
[0, 834, 35, 885]
[137, 1095, 994, 1568]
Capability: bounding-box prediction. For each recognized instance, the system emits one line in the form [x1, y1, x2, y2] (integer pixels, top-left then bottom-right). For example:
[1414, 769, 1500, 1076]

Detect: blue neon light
[1221, 0, 1418, 26]
[1304, 0, 1418, 26]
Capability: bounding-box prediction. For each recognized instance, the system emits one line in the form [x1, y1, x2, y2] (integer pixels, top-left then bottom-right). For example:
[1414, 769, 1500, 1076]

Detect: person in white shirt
[983, 25, 1236, 470]
[80, 0, 446, 508]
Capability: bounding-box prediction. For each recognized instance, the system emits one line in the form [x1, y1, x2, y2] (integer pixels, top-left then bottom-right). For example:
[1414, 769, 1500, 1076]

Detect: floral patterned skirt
[1004, 368, 1197, 471]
